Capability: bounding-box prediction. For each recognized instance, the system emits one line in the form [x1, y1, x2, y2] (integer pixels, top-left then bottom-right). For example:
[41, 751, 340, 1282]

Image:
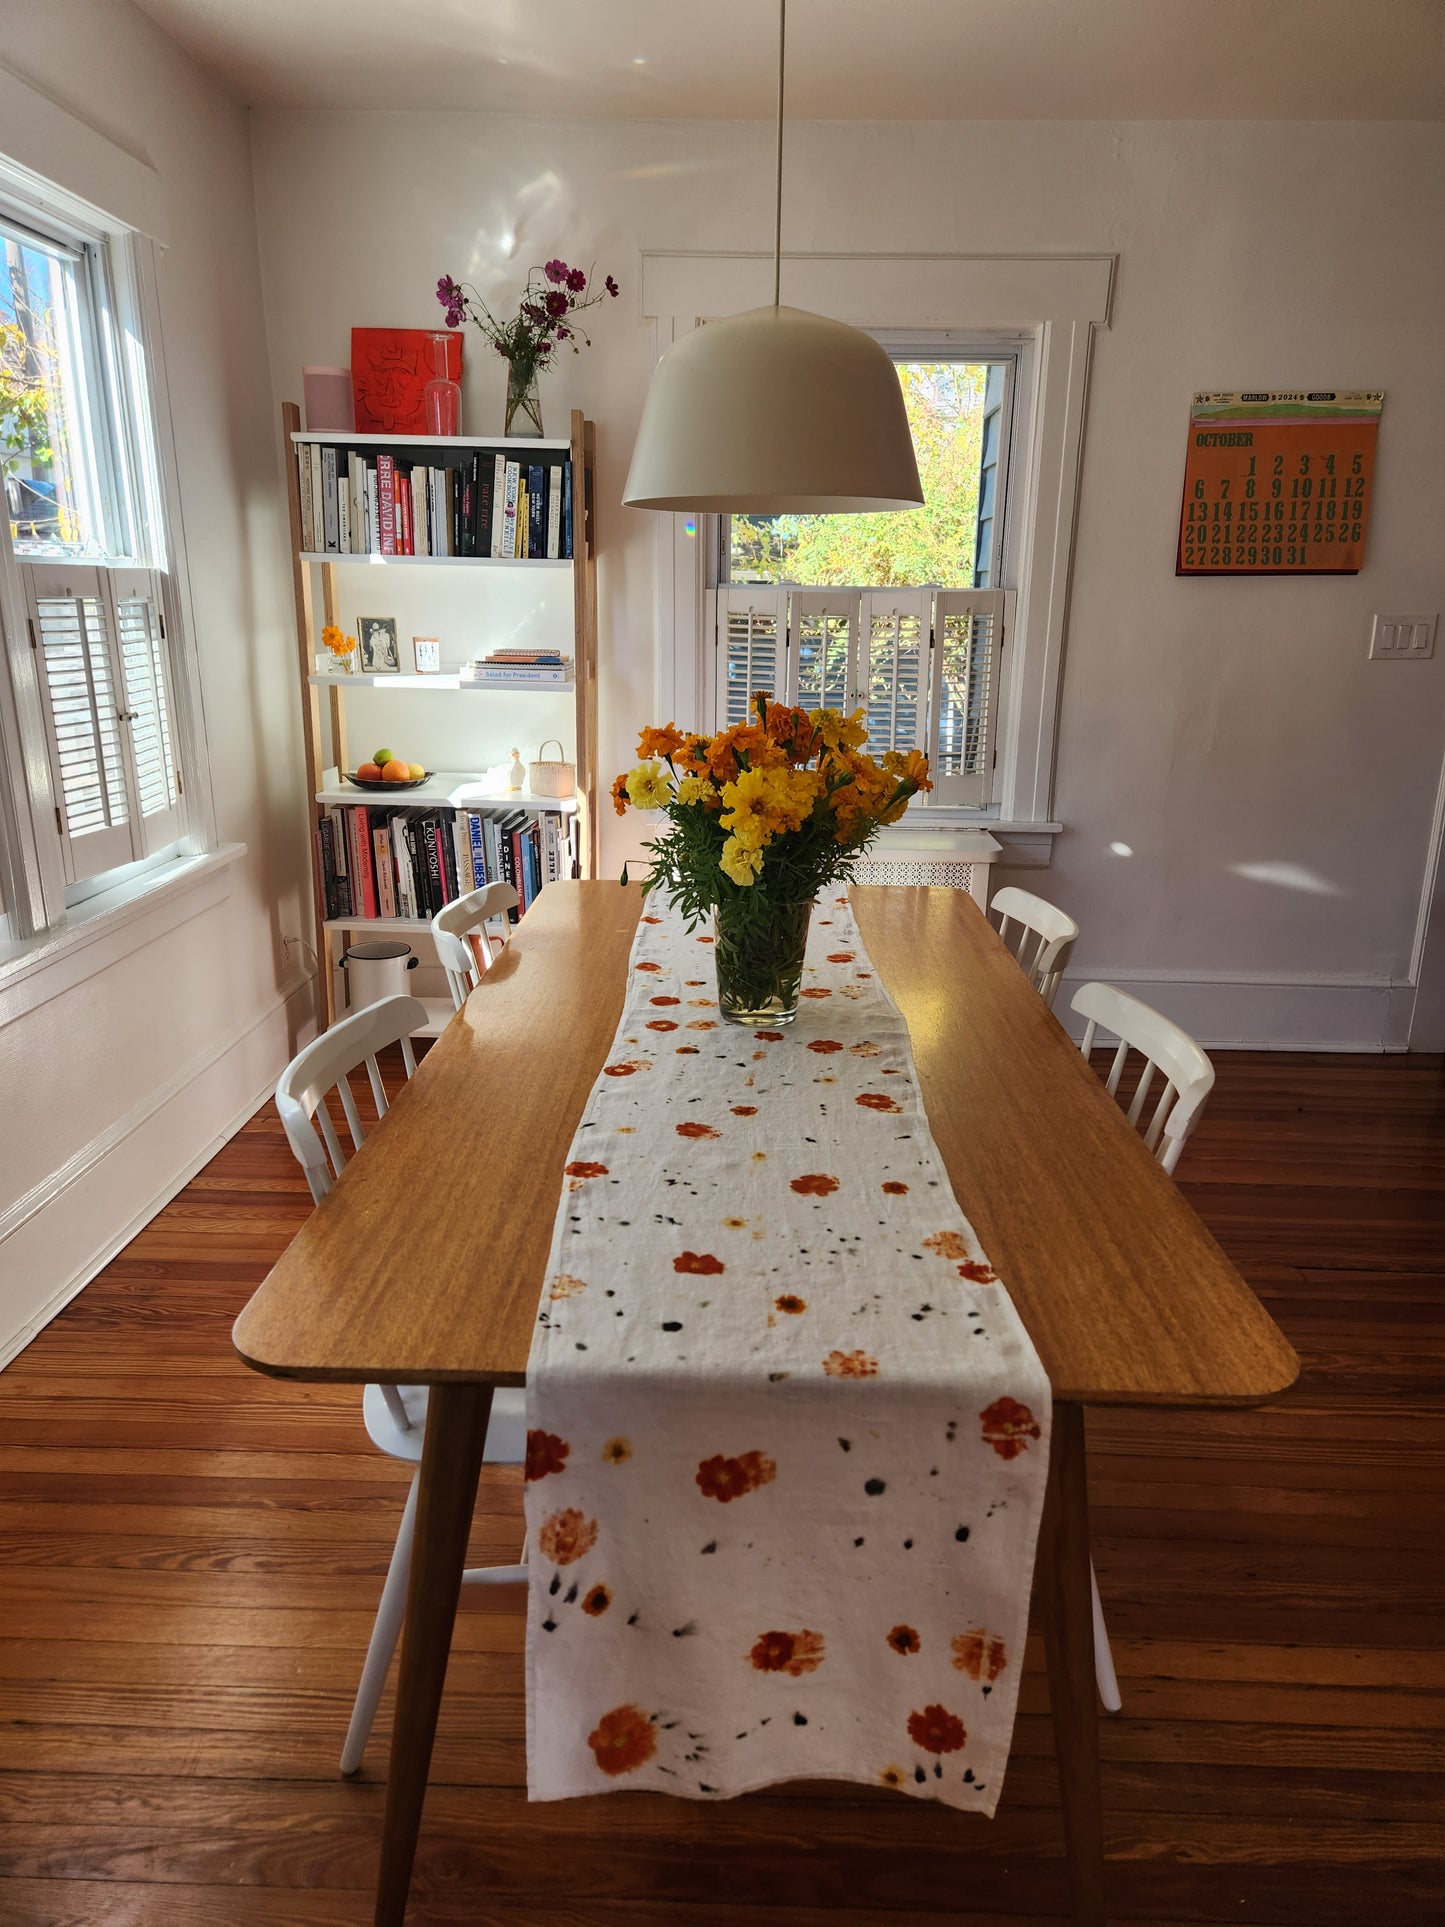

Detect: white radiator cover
[852, 829, 1002, 909]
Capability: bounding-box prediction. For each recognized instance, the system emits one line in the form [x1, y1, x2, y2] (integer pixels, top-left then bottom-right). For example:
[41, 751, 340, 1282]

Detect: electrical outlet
[1369, 613, 1437, 660]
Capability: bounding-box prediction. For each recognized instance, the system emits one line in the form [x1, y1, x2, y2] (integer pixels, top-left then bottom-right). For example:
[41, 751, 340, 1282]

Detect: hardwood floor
[1, 1050, 1442, 1925]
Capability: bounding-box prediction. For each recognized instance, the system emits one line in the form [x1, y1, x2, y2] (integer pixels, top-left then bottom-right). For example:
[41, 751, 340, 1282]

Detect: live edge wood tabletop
[232, 880, 1298, 1927]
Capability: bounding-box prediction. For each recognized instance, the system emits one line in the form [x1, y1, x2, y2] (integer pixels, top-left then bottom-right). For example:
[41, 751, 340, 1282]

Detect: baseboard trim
[0, 970, 314, 1370]
[1054, 965, 1407, 1053]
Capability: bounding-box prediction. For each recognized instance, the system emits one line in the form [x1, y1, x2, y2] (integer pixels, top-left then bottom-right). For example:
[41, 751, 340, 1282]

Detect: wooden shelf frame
[282, 402, 600, 1029]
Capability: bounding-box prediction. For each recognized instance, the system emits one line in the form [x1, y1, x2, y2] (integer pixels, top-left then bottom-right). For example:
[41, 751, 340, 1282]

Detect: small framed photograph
[357, 616, 400, 674]
[412, 635, 441, 674]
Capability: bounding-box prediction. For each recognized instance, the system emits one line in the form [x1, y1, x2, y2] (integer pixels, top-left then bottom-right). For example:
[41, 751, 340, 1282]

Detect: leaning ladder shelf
[281, 401, 600, 1030]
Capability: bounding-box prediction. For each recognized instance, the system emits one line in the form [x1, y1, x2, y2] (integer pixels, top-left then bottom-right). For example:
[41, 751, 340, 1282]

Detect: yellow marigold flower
[624, 760, 672, 811]
[810, 707, 867, 752]
[884, 747, 933, 794]
[637, 723, 685, 761]
[719, 767, 778, 838]
[675, 773, 710, 806]
[719, 835, 764, 886]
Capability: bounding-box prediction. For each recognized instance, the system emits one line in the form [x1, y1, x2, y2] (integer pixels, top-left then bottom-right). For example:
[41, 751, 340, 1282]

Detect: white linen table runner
[525, 893, 1051, 1812]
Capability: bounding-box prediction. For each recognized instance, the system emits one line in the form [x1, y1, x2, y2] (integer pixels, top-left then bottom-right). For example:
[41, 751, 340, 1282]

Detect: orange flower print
[790, 1173, 840, 1197]
[582, 1584, 612, 1616]
[696, 1449, 776, 1502]
[807, 1039, 844, 1053]
[687, 1019, 718, 1031]
[676, 1046, 700, 1054]
[879, 1764, 906, 1788]
[887, 1625, 921, 1656]
[922, 1231, 970, 1261]
[908, 1704, 967, 1755]
[696, 935, 715, 943]
[684, 979, 705, 987]
[754, 1030, 785, 1042]
[601, 1436, 632, 1464]
[731, 1104, 758, 1116]
[604, 1060, 651, 1077]
[952, 1630, 1008, 1681]
[525, 1430, 569, 1482]
[588, 1704, 657, 1776]
[647, 1019, 679, 1032]
[800, 987, 832, 998]
[538, 1508, 599, 1566]
[958, 1261, 998, 1284]
[635, 962, 663, 973]
[823, 1349, 878, 1379]
[640, 914, 663, 924]
[881, 1181, 909, 1195]
[676, 1121, 722, 1140]
[856, 1092, 902, 1113]
[775, 1294, 807, 1314]
[852, 1041, 882, 1057]
[565, 1161, 608, 1180]
[549, 1273, 589, 1300]
[749, 1628, 826, 1676]
[826, 952, 856, 963]
[650, 995, 681, 1006]
[674, 1251, 725, 1275]
[980, 1396, 1042, 1461]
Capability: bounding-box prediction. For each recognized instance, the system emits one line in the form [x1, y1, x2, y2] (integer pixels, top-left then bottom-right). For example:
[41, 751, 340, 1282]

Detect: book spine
[547, 464, 562, 560]
[365, 465, 378, 553]
[453, 813, 473, 896]
[352, 806, 378, 917]
[315, 821, 335, 920]
[490, 454, 507, 557]
[469, 453, 484, 556]
[477, 469, 493, 560]
[467, 666, 570, 683]
[297, 447, 315, 552]
[562, 459, 573, 558]
[515, 477, 528, 559]
[321, 447, 339, 552]
[528, 464, 545, 560]
[439, 812, 459, 902]
[503, 461, 520, 558]
[413, 467, 429, 557]
[459, 457, 475, 558]
[511, 823, 528, 911]
[541, 810, 561, 886]
[376, 453, 398, 555]
[467, 810, 487, 886]
[372, 816, 394, 918]
[404, 818, 426, 917]
[348, 455, 366, 557]
[326, 807, 350, 916]
[423, 816, 444, 910]
[309, 446, 324, 549]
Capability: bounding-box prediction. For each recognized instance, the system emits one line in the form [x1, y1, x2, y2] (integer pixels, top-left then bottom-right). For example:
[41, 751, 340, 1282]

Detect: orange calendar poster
[1177, 391, 1382, 576]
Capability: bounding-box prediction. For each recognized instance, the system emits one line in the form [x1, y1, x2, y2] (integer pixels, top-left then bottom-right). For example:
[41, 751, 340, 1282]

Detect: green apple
[372, 747, 394, 768]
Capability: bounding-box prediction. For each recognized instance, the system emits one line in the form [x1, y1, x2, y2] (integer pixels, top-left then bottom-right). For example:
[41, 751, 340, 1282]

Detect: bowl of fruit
[345, 749, 430, 791]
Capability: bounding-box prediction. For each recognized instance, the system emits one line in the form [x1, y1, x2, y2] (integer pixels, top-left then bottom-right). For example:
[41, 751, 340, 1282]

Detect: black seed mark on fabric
[934, 1762, 943, 1778]
[548, 1574, 561, 1595]
[627, 1612, 640, 1625]
[864, 1478, 886, 1496]
[903, 1539, 913, 1549]
[793, 1713, 808, 1726]
[575, 1342, 587, 1351]
[673, 1622, 697, 1638]
[983, 1684, 992, 1696]
[838, 1438, 851, 1452]
[956, 1526, 971, 1542]
[542, 1618, 556, 1632]
[964, 1768, 975, 1784]
[661, 1320, 683, 1332]
[854, 1536, 865, 1547]
[914, 1765, 927, 1784]
[699, 1782, 716, 1792]
[701, 1541, 717, 1554]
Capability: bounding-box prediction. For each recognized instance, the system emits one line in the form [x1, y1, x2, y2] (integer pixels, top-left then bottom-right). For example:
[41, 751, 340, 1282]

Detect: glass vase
[423, 332, 461, 436]
[713, 897, 813, 1027]
[504, 360, 544, 437]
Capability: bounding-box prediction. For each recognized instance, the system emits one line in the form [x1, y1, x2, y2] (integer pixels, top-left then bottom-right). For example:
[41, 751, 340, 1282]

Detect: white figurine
[508, 748, 526, 792]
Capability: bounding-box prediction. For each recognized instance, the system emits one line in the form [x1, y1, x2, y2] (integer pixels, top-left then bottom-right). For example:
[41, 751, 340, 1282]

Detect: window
[716, 348, 1015, 811]
[1, 178, 189, 919]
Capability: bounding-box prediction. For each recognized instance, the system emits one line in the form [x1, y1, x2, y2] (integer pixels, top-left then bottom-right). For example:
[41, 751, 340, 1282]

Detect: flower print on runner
[525, 892, 1050, 1815]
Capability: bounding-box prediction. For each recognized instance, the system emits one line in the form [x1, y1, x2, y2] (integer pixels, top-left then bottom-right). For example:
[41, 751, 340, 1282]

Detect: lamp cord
[773, 0, 786, 308]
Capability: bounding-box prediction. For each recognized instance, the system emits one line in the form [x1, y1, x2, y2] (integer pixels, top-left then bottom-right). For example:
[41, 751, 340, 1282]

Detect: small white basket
[528, 739, 576, 799]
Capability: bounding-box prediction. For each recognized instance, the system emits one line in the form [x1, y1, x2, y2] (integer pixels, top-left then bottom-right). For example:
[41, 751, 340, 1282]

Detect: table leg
[373, 1382, 493, 1927]
[1038, 1400, 1106, 1926]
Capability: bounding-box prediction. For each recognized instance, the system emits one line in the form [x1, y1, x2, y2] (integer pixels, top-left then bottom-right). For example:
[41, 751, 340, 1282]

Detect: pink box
[303, 366, 355, 433]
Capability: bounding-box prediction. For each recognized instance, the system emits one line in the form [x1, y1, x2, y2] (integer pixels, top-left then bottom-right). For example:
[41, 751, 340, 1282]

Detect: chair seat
[362, 1383, 527, 1465]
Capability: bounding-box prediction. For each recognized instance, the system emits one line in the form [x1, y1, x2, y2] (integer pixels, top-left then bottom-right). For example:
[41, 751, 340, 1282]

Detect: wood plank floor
[1, 1050, 1443, 1925]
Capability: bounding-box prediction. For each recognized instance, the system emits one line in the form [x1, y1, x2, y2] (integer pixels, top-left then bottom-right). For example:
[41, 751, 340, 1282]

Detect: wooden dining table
[233, 880, 1298, 1926]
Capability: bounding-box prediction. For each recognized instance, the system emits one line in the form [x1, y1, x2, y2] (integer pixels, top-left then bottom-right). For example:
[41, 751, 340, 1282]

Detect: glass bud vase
[504, 359, 544, 437]
[713, 897, 813, 1026]
[423, 332, 461, 436]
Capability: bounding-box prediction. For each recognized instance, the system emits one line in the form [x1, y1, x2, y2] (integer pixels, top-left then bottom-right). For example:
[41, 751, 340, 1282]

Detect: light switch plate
[1370, 613, 1438, 660]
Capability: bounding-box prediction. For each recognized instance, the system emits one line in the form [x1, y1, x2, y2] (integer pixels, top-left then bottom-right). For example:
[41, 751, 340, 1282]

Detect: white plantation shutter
[111, 568, 182, 849]
[858, 590, 930, 757]
[929, 589, 1009, 808]
[787, 590, 858, 713]
[715, 587, 786, 728]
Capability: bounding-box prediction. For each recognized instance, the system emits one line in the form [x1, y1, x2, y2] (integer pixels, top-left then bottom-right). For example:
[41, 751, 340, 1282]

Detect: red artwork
[350, 329, 462, 433]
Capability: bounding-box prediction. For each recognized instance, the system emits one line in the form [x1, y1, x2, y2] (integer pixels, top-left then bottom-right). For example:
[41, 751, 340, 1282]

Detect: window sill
[0, 843, 247, 1021]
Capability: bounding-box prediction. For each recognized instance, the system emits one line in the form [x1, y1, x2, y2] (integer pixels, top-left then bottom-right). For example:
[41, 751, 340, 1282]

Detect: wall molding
[0, 968, 313, 1370]
[1054, 963, 1410, 1054]
[0, 59, 164, 241]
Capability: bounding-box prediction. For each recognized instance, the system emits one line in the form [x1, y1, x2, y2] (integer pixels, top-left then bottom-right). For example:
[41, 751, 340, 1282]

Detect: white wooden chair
[274, 994, 527, 1774]
[1071, 979, 1218, 1714]
[990, 885, 1079, 1009]
[431, 882, 520, 1010]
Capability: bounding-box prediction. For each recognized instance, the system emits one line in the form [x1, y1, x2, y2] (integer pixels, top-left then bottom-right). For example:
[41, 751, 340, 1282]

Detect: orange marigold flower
[610, 772, 630, 816]
[647, 1019, 679, 1032]
[749, 1628, 825, 1676]
[790, 1173, 839, 1197]
[637, 722, 685, 761]
[673, 734, 714, 772]
[980, 1396, 1042, 1461]
[908, 1703, 967, 1755]
[538, 1507, 599, 1566]
[856, 1092, 902, 1113]
[952, 1630, 1008, 1681]
[922, 1231, 970, 1261]
[565, 1161, 608, 1179]
[823, 1349, 878, 1379]
[887, 1625, 921, 1656]
[525, 1430, 569, 1482]
[958, 1260, 998, 1284]
[674, 1250, 724, 1274]
[754, 1029, 786, 1042]
[581, 1584, 612, 1616]
[600, 1436, 632, 1464]
[696, 1449, 776, 1503]
[587, 1703, 656, 1776]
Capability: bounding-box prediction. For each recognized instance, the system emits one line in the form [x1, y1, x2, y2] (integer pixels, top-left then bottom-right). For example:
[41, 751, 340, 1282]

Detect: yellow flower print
[624, 760, 672, 810]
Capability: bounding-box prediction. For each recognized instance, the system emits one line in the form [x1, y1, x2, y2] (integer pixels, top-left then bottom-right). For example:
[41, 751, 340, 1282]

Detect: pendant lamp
[622, 0, 923, 515]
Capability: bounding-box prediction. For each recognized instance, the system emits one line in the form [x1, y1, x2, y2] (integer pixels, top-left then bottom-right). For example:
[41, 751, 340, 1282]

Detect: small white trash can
[341, 939, 418, 1013]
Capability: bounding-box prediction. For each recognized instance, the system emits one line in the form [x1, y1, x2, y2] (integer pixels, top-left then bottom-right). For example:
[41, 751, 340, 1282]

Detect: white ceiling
[131, 0, 1445, 119]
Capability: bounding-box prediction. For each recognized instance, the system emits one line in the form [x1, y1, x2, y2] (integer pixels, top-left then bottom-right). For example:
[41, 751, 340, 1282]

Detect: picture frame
[357, 616, 400, 674]
[412, 635, 441, 674]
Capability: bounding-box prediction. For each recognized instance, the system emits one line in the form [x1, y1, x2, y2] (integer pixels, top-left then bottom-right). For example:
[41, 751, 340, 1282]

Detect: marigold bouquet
[614, 693, 931, 1023]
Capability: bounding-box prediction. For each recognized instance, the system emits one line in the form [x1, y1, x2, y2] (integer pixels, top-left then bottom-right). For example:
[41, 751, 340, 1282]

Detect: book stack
[316, 803, 571, 924]
[462, 649, 573, 686]
[296, 445, 574, 561]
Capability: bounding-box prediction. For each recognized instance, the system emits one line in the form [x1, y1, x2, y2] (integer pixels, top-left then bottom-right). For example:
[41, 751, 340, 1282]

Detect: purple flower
[545, 289, 569, 317]
[436, 274, 466, 327]
[605, 274, 619, 298]
[555, 326, 569, 340]
[544, 258, 569, 284]
[566, 267, 587, 293]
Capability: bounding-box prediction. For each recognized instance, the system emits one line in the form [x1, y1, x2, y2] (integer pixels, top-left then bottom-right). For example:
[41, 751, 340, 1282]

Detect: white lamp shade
[622, 305, 923, 514]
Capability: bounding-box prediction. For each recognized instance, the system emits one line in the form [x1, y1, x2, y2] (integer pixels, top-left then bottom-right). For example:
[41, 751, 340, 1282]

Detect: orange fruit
[382, 759, 414, 783]
[355, 761, 382, 782]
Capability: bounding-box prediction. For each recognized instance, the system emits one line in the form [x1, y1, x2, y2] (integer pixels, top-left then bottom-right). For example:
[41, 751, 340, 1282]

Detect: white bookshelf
[299, 552, 572, 569]
[309, 671, 573, 693]
[315, 767, 579, 812]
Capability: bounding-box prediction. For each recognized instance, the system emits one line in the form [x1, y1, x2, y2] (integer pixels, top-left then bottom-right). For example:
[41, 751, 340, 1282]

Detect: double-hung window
[713, 346, 1017, 812]
[2, 186, 186, 918]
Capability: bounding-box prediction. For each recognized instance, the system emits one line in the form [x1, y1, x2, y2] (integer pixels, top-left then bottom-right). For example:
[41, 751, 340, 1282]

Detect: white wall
[250, 110, 1445, 1049]
[0, 1, 310, 1360]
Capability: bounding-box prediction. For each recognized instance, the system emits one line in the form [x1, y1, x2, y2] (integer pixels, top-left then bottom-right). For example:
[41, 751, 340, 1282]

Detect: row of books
[296, 446, 574, 561]
[315, 803, 571, 923]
